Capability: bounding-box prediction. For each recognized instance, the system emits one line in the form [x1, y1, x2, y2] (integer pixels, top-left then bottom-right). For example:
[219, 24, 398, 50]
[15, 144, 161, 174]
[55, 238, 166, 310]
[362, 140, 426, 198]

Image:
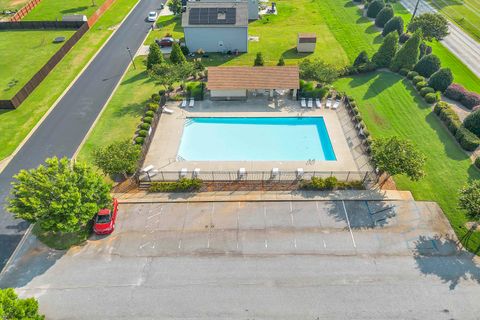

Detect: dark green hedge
[300, 176, 364, 190]
[149, 178, 202, 192]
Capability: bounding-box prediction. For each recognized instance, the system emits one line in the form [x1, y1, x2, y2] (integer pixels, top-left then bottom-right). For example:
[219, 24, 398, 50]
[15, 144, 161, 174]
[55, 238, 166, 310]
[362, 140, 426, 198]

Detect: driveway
[0, 0, 164, 270]
[1, 200, 480, 319]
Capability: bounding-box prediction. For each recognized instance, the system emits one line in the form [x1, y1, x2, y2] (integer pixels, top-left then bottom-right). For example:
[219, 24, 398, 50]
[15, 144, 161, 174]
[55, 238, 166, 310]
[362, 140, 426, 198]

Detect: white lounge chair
[315, 99, 321, 108]
[307, 98, 313, 108]
[300, 98, 306, 108]
[332, 100, 340, 110]
[179, 168, 187, 178]
[189, 98, 194, 107]
[163, 106, 174, 114]
[326, 98, 333, 108]
[181, 99, 187, 108]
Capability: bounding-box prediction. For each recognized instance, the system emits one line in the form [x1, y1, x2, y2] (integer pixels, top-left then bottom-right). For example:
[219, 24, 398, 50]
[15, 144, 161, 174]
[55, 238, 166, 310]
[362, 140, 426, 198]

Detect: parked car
[147, 11, 158, 22]
[93, 199, 118, 235]
[156, 37, 175, 47]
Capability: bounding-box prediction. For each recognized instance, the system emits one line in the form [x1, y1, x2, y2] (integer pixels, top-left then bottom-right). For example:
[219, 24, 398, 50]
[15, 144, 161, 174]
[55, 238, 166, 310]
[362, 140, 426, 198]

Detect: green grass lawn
[0, 0, 31, 19]
[0, 0, 140, 161]
[335, 71, 480, 253]
[0, 29, 76, 99]
[77, 57, 155, 164]
[24, 0, 107, 20]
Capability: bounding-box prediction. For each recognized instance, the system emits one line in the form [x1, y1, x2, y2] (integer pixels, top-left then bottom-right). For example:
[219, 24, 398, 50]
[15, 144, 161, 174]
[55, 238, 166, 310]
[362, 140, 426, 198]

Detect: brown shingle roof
[207, 66, 300, 90]
[298, 33, 317, 43]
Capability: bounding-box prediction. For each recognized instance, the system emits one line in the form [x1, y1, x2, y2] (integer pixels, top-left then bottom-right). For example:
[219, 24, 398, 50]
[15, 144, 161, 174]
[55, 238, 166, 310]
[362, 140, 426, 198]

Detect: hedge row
[444, 83, 480, 110]
[433, 102, 480, 151]
[300, 176, 364, 190]
[134, 92, 164, 146]
[149, 178, 202, 192]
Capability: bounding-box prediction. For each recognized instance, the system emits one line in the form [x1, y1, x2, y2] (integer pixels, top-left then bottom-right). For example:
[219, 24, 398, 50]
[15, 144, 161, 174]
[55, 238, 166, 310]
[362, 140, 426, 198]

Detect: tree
[93, 140, 141, 178]
[170, 42, 187, 64]
[413, 54, 440, 77]
[382, 16, 404, 36]
[277, 57, 285, 66]
[459, 180, 480, 220]
[149, 63, 178, 91]
[7, 157, 111, 233]
[353, 50, 370, 66]
[254, 52, 264, 66]
[299, 58, 340, 84]
[168, 0, 182, 15]
[408, 13, 449, 41]
[371, 136, 426, 181]
[463, 108, 480, 137]
[366, 0, 385, 18]
[372, 31, 398, 67]
[428, 67, 453, 92]
[0, 288, 44, 320]
[390, 29, 422, 72]
[146, 43, 164, 70]
[375, 6, 394, 28]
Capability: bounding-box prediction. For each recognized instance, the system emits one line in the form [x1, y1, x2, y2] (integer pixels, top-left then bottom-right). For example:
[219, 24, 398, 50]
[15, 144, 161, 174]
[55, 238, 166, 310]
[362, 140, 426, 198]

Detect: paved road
[401, 0, 480, 78]
[0, 0, 163, 271]
[2, 200, 479, 319]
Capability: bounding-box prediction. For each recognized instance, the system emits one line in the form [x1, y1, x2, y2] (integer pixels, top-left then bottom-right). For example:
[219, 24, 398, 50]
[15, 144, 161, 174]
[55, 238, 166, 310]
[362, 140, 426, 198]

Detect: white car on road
[147, 11, 158, 22]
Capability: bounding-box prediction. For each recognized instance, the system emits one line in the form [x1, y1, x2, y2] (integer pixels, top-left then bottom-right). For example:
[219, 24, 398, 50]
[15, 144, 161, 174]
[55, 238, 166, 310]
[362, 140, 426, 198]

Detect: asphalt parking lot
[1, 200, 480, 319]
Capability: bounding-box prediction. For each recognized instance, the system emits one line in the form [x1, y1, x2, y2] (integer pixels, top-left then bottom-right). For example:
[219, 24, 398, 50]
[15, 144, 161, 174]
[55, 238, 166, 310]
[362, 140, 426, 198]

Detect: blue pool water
[177, 117, 337, 161]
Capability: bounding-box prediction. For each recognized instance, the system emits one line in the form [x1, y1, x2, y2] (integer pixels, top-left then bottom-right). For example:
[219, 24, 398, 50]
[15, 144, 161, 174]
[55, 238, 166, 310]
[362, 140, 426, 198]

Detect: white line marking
[294, 238, 297, 249]
[289, 201, 293, 212]
[265, 239, 268, 248]
[139, 242, 151, 249]
[147, 209, 163, 220]
[178, 239, 182, 249]
[315, 201, 319, 210]
[341, 200, 357, 248]
[323, 240, 327, 248]
[290, 213, 294, 226]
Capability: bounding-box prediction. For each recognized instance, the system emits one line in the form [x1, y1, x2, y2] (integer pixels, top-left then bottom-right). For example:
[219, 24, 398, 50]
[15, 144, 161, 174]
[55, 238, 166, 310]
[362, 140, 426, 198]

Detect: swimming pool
[177, 117, 336, 161]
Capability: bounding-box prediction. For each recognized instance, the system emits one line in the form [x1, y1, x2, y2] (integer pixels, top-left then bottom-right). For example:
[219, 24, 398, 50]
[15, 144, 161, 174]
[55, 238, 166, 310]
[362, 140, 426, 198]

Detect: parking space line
[289, 201, 293, 212]
[264, 203, 268, 249]
[236, 202, 240, 249]
[177, 202, 188, 250]
[147, 207, 163, 220]
[341, 200, 357, 248]
[323, 240, 327, 248]
[207, 203, 214, 249]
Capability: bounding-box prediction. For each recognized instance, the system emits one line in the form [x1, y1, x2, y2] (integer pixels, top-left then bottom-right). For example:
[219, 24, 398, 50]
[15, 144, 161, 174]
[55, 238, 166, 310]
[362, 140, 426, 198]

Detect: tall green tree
[463, 109, 480, 137]
[299, 58, 340, 84]
[375, 6, 394, 28]
[371, 136, 426, 181]
[168, 0, 182, 15]
[372, 31, 398, 67]
[408, 13, 449, 41]
[353, 51, 370, 66]
[147, 43, 164, 70]
[382, 16, 404, 36]
[8, 157, 111, 233]
[93, 140, 141, 178]
[459, 180, 480, 220]
[254, 52, 265, 66]
[428, 67, 453, 92]
[366, 0, 385, 18]
[0, 288, 44, 320]
[390, 29, 422, 72]
[170, 42, 187, 64]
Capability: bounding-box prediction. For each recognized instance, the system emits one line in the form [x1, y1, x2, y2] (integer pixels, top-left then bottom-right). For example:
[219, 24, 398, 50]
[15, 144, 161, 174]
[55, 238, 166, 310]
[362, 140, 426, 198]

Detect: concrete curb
[0, 224, 32, 278]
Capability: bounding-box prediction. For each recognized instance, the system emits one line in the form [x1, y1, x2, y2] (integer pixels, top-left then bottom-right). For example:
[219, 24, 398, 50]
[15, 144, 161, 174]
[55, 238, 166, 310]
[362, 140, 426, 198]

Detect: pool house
[207, 66, 300, 100]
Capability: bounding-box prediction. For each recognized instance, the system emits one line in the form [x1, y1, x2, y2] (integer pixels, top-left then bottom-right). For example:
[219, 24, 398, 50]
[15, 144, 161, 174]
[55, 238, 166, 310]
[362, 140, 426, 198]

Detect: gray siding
[248, 0, 259, 20]
[184, 27, 248, 52]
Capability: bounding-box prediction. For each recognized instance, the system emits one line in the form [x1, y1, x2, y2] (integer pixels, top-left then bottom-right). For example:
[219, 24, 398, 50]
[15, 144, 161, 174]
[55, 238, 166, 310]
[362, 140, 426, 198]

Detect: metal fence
[0, 21, 85, 29]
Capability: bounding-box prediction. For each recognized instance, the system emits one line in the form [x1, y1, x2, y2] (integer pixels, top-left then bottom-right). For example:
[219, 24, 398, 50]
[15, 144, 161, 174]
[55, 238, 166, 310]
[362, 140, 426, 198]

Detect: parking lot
[2, 200, 480, 319]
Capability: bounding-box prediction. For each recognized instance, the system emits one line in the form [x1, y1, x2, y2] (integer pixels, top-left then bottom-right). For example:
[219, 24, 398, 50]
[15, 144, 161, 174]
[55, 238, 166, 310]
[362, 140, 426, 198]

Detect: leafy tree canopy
[168, 0, 182, 15]
[299, 58, 340, 84]
[0, 288, 44, 320]
[93, 140, 141, 178]
[408, 13, 449, 41]
[459, 180, 480, 220]
[170, 42, 187, 64]
[372, 31, 398, 67]
[147, 43, 165, 70]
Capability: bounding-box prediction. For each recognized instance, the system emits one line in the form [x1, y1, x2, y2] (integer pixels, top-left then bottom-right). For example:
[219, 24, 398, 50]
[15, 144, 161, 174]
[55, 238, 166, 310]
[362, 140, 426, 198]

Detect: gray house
[182, 1, 248, 53]
[187, 0, 259, 20]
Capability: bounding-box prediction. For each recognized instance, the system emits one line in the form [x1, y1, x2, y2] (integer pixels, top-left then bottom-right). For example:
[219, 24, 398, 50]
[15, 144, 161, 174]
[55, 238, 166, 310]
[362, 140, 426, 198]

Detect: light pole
[126, 47, 136, 69]
[410, 0, 421, 23]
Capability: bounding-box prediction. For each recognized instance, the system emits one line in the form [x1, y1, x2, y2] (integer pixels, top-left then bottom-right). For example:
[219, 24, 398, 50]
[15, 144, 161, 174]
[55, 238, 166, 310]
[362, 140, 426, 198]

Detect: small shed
[297, 33, 316, 53]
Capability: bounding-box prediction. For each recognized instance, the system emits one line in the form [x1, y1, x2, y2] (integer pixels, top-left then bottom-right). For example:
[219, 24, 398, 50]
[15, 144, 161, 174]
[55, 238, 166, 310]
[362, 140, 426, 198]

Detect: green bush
[475, 157, 480, 169]
[415, 81, 427, 91]
[149, 178, 202, 192]
[367, 0, 385, 18]
[170, 42, 187, 64]
[135, 137, 145, 145]
[151, 93, 161, 102]
[390, 29, 422, 72]
[419, 86, 434, 97]
[355, 114, 363, 122]
[301, 176, 364, 190]
[139, 123, 150, 130]
[372, 32, 398, 68]
[158, 89, 166, 96]
[412, 75, 425, 85]
[145, 110, 155, 117]
[147, 102, 159, 112]
[186, 81, 204, 100]
[455, 126, 480, 151]
[143, 116, 153, 124]
[413, 54, 441, 78]
[428, 68, 453, 92]
[434, 102, 461, 135]
[382, 16, 404, 36]
[463, 109, 480, 137]
[353, 51, 370, 66]
[407, 70, 419, 80]
[424, 92, 438, 103]
[138, 130, 148, 137]
[375, 6, 394, 27]
[254, 52, 265, 66]
[399, 68, 409, 76]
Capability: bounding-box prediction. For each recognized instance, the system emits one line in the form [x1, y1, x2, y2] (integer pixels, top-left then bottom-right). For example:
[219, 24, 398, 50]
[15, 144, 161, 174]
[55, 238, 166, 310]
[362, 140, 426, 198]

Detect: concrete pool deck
[143, 98, 364, 177]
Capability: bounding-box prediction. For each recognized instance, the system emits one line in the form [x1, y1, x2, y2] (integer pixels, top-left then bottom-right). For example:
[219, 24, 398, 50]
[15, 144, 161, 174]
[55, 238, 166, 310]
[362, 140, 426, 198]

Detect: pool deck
[143, 98, 364, 177]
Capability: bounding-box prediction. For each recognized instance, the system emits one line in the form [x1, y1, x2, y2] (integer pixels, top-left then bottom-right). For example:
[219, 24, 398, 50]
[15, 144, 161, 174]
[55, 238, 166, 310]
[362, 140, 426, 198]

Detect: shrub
[300, 176, 363, 190]
[419, 42, 432, 59]
[372, 31, 398, 68]
[277, 57, 285, 66]
[390, 29, 422, 72]
[419, 86, 434, 97]
[413, 54, 441, 78]
[428, 68, 453, 92]
[92, 140, 141, 177]
[158, 89, 166, 96]
[463, 109, 480, 137]
[399, 32, 411, 43]
[375, 6, 394, 27]
[399, 68, 409, 76]
[367, 0, 385, 18]
[147, 43, 164, 70]
[143, 116, 153, 124]
[412, 75, 425, 84]
[455, 126, 480, 151]
[416, 81, 427, 91]
[475, 157, 480, 169]
[355, 114, 363, 122]
[151, 93, 161, 102]
[424, 92, 438, 103]
[146, 102, 158, 112]
[353, 51, 370, 66]
[139, 123, 150, 130]
[170, 42, 186, 64]
[461, 91, 480, 110]
[149, 178, 202, 192]
[180, 45, 190, 56]
[254, 52, 265, 66]
[407, 70, 419, 80]
[145, 110, 155, 117]
[434, 102, 462, 135]
[138, 129, 148, 137]
[444, 83, 467, 101]
[382, 16, 404, 36]
[135, 137, 145, 145]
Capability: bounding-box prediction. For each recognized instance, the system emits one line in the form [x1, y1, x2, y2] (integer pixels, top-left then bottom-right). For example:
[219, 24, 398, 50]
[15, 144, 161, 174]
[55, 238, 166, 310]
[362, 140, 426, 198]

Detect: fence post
[346, 171, 350, 182]
[362, 172, 368, 183]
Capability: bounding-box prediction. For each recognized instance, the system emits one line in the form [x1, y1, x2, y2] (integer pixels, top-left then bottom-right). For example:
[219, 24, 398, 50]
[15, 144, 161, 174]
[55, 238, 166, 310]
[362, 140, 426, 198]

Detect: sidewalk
[114, 189, 414, 203]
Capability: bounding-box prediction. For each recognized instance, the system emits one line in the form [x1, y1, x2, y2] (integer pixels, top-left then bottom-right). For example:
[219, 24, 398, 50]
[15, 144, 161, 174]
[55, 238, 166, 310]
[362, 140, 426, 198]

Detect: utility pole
[126, 47, 136, 69]
[410, 0, 421, 23]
